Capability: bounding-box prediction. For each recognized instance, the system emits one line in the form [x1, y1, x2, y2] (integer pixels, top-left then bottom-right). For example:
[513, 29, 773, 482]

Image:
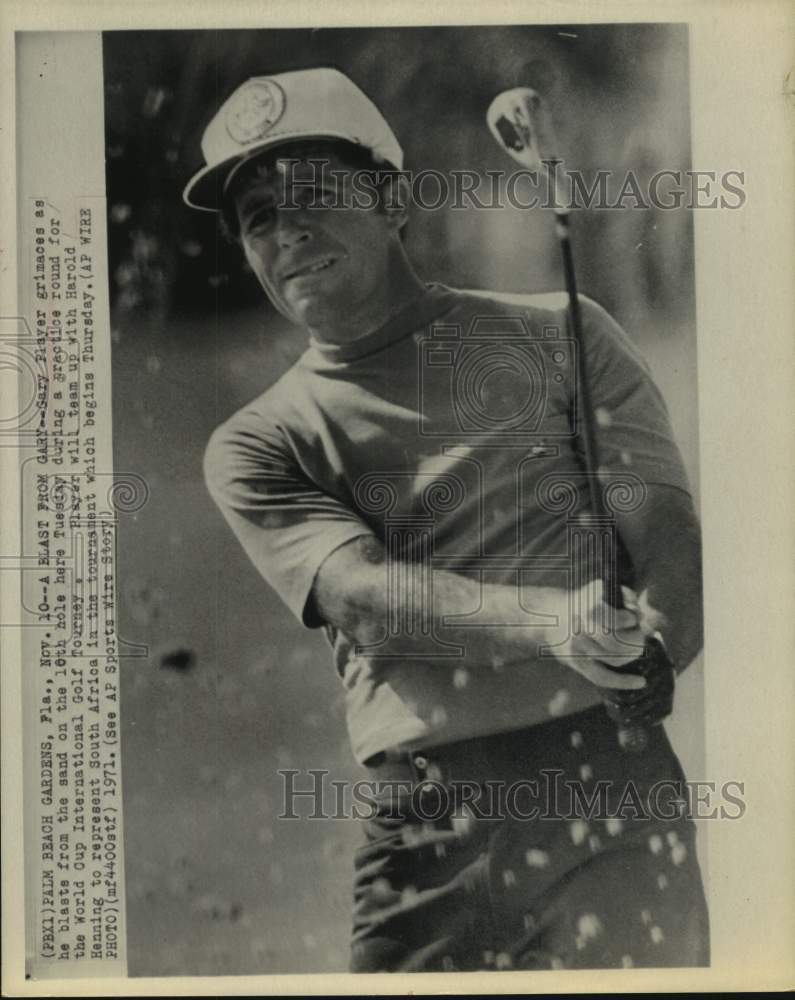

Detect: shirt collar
[303, 283, 456, 365]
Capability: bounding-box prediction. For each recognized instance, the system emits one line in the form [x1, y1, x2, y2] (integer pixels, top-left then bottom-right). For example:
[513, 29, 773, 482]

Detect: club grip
[600, 635, 675, 752]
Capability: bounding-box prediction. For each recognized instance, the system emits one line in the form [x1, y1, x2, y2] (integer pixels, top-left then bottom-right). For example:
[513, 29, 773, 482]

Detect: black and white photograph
[2, 2, 794, 995]
[108, 22, 711, 977]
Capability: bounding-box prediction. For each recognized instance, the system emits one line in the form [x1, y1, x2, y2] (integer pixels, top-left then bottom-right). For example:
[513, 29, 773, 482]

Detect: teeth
[292, 259, 332, 278]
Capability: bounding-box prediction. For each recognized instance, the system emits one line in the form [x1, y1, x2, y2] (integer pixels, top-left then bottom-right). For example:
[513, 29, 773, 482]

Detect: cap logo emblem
[225, 80, 286, 145]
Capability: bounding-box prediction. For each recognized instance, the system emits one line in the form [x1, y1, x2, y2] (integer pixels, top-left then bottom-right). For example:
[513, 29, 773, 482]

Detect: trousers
[349, 704, 709, 972]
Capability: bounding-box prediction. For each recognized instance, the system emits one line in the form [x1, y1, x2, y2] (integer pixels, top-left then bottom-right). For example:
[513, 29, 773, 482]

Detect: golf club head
[486, 87, 557, 169]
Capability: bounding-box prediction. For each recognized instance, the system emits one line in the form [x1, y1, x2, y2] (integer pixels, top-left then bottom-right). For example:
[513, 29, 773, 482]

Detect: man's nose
[274, 210, 312, 249]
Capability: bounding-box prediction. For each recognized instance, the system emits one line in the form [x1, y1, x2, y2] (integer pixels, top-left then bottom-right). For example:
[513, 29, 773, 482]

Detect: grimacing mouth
[282, 256, 339, 281]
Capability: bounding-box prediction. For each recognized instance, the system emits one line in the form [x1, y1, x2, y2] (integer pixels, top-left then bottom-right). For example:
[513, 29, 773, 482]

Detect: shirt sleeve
[203, 409, 376, 628]
[568, 295, 692, 495]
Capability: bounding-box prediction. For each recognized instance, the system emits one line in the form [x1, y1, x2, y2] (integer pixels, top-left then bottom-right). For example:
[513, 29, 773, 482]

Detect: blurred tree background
[105, 24, 703, 977]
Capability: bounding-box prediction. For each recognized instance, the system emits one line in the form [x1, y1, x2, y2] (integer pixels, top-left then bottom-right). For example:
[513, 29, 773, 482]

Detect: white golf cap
[183, 67, 403, 212]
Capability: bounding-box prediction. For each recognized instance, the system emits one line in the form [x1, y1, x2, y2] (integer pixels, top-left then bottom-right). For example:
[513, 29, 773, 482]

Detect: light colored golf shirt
[204, 284, 691, 763]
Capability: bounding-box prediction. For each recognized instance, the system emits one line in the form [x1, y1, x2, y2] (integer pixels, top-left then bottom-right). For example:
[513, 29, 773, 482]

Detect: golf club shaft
[487, 89, 676, 745]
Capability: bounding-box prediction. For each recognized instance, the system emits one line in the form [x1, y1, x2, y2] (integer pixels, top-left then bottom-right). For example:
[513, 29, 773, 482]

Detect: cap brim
[182, 131, 374, 213]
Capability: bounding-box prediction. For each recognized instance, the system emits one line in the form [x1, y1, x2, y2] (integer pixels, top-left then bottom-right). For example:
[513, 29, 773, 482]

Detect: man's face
[232, 149, 402, 336]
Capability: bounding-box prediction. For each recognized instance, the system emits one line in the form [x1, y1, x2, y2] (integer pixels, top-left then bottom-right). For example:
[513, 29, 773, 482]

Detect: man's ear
[383, 172, 411, 232]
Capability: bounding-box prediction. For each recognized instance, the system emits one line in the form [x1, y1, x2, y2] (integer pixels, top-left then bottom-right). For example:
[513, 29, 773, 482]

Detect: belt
[363, 703, 672, 786]
[363, 704, 608, 782]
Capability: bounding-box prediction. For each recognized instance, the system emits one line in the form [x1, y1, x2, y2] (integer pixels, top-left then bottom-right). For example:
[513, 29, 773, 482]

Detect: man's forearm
[631, 529, 703, 672]
[313, 535, 564, 665]
[615, 485, 704, 672]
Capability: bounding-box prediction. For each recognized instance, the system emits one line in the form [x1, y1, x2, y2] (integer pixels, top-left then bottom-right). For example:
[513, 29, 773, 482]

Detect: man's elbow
[311, 535, 388, 645]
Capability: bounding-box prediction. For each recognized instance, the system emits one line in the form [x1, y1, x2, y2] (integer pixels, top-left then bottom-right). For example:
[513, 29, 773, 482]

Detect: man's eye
[244, 205, 275, 233]
[292, 189, 315, 207]
[291, 188, 334, 208]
